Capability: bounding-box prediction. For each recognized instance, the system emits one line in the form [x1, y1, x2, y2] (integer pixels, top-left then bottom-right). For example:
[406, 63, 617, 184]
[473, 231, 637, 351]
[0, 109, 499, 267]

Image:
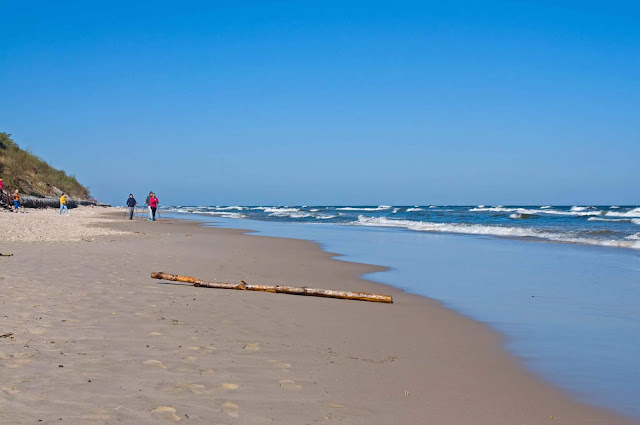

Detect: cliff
[0, 132, 96, 208]
[0, 132, 94, 206]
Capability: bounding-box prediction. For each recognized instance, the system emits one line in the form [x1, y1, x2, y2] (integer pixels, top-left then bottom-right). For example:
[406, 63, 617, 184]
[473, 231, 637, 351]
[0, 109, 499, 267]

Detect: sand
[0, 208, 635, 424]
[0, 206, 128, 242]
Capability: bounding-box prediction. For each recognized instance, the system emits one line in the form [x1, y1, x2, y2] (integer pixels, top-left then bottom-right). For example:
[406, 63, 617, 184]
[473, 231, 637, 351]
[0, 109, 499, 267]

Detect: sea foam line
[353, 216, 640, 250]
[470, 207, 604, 217]
[337, 205, 393, 211]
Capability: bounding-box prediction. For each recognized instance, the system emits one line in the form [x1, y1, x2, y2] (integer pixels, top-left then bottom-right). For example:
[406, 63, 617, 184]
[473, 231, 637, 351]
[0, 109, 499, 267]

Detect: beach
[0, 208, 635, 424]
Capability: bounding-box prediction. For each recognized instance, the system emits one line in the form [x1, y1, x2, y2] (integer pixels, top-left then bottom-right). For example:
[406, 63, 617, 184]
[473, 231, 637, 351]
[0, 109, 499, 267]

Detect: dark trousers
[151, 207, 157, 220]
[128, 207, 135, 219]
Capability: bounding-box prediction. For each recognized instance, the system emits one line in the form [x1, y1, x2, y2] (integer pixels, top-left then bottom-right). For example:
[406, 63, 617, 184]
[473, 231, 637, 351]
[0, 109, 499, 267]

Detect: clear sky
[1, 1, 638, 206]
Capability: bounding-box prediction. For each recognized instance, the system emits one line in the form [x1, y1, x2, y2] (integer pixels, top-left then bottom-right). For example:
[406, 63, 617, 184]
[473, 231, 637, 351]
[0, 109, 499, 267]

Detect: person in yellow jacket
[59, 193, 69, 215]
[13, 189, 19, 212]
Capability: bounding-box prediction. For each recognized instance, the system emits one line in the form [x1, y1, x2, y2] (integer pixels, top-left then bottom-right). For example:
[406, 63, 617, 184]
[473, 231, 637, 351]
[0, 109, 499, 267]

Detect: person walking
[12, 189, 20, 212]
[148, 192, 159, 221]
[59, 193, 69, 215]
[145, 191, 153, 220]
[126, 194, 137, 220]
[0, 177, 5, 205]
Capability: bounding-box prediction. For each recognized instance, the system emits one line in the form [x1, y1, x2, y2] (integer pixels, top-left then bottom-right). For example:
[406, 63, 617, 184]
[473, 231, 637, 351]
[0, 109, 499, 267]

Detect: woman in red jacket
[149, 193, 159, 221]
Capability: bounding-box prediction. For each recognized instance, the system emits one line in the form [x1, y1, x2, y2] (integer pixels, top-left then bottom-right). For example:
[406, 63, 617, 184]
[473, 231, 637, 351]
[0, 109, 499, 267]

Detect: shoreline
[0, 207, 635, 424]
[165, 211, 640, 420]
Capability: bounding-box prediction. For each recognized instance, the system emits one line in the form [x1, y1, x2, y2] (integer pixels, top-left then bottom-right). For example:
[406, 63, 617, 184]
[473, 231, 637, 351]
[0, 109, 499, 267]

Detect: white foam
[588, 217, 631, 222]
[268, 209, 310, 218]
[605, 207, 640, 218]
[470, 207, 603, 217]
[198, 211, 246, 219]
[337, 206, 392, 211]
[509, 213, 528, 219]
[213, 206, 246, 211]
[353, 216, 640, 250]
[633, 219, 640, 225]
[264, 207, 300, 214]
[541, 206, 552, 209]
[392, 208, 400, 214]
[406, 207, 424, 212]
[316, 214, 337, 219]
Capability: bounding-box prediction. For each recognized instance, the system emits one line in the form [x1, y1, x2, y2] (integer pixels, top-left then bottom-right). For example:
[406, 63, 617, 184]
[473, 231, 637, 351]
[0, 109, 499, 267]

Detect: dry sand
[0, 207, 128, 242]
[0, 208, 635, 424]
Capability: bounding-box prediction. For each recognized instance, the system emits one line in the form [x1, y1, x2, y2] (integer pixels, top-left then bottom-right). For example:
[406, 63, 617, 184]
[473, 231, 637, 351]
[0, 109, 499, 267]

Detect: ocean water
[164, 205, 640, 250]
[162, 206, 640, 421]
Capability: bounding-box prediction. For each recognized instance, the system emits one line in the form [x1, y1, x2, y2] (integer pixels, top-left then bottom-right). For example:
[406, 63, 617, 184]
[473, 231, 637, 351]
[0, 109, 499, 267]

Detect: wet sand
[0, 210, 635, 424]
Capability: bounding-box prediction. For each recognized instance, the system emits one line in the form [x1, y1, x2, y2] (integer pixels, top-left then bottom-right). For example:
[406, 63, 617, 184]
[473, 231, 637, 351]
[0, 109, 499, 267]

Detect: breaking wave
[605, 207, 640, 218]
[336, 205, 393, 211]
[470, 207, 603, 217]
[353, 216, 640, 250]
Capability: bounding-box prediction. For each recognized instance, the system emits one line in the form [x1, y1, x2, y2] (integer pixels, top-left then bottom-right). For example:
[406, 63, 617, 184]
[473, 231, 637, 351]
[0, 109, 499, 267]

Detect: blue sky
[1, 1, 638, 206]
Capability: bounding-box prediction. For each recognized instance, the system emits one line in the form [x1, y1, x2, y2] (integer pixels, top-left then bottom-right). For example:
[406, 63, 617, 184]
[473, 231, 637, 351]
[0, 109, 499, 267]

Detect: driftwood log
[151, 272, 393, 303]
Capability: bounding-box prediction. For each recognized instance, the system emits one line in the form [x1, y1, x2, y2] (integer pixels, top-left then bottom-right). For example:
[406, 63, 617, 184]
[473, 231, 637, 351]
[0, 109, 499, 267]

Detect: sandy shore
[0, 208, 635, 424]
[0, 206, 128, 242]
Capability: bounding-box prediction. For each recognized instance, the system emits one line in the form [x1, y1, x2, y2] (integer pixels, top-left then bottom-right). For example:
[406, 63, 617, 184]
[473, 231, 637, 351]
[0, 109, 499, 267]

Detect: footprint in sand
[182, 356, 197, 363]
[243, 342, 260, 351]
[84, 409, 111, 420]
[143, 360, 166, 369]
[221, 401, 239, 417]
[279, 380, 302, 391]
[151, 406, 181, 421]
[183, 346, 200, 351]
[221, 383, 238, 390]
[323, 401, 346, 409]
[0, 385, 21, 395]
[200, 368, 216, 375]
[267, 359, 291, 369]
[175, 383, 206, 394]
[6, 357, 32, 369]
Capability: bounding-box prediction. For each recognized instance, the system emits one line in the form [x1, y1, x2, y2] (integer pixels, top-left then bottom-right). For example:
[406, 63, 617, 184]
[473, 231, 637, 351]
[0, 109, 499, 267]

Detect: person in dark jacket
[145, 191, 153, 220]
[126, 194, 137, 220]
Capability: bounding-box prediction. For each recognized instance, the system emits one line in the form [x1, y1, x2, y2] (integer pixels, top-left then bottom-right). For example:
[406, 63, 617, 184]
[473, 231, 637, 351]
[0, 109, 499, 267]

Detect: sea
[162, 205, 640, 421]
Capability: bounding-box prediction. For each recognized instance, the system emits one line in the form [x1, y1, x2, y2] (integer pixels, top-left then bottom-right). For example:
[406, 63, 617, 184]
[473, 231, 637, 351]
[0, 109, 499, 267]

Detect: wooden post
[151, 272, 393, 303]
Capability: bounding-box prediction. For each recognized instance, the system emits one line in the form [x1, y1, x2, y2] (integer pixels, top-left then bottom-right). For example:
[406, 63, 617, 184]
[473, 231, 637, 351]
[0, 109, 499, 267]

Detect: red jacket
[149, 196, 159, 208]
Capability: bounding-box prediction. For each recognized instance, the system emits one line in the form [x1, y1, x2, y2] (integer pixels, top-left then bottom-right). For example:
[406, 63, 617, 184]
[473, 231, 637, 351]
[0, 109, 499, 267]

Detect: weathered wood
[151, 272, 393, 303]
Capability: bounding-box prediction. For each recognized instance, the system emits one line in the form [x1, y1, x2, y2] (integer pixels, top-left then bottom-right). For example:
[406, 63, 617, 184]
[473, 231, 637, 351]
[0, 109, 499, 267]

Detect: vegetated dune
[0, 132, 94, 206]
